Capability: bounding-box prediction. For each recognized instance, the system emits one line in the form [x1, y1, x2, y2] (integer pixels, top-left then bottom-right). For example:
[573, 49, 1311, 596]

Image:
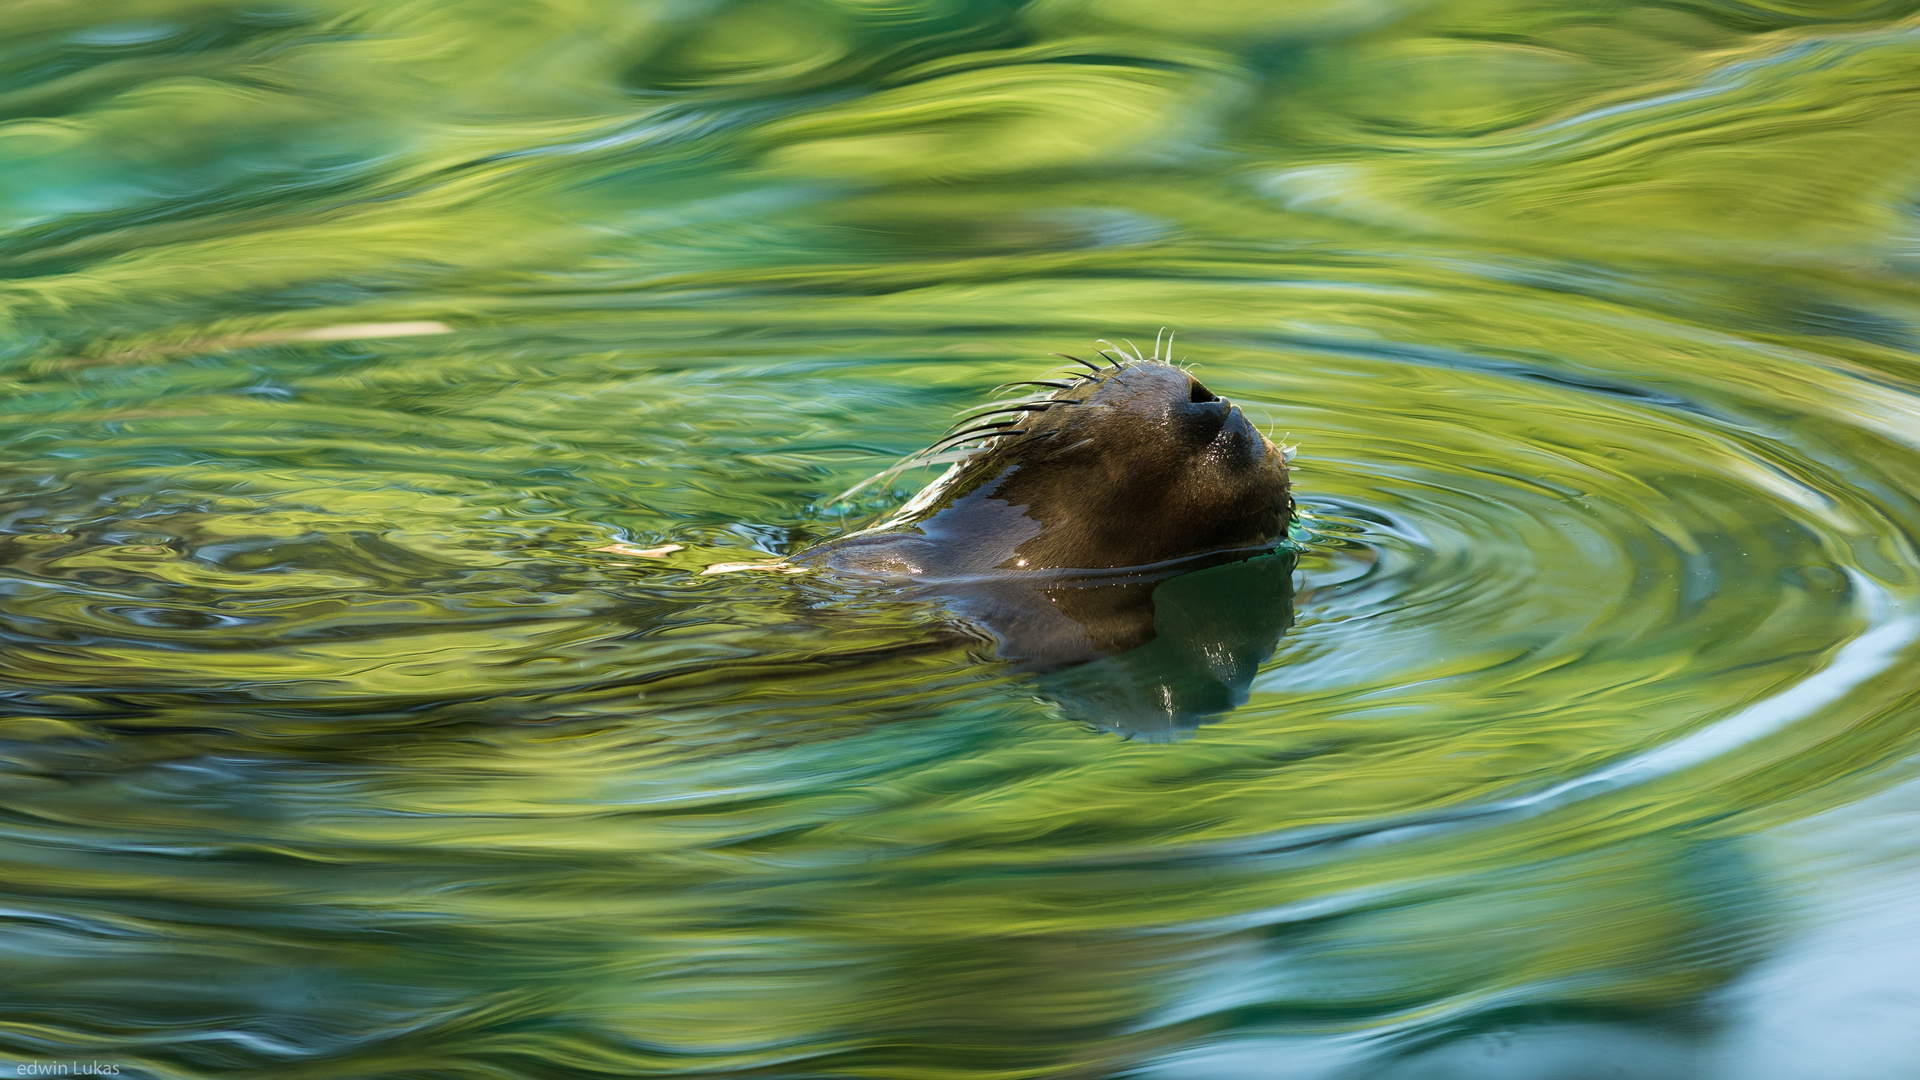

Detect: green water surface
[4, 1, 1920, 1077]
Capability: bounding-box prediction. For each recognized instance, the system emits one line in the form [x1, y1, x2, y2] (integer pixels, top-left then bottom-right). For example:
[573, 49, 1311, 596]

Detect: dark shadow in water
[932, 550, 1297, 740]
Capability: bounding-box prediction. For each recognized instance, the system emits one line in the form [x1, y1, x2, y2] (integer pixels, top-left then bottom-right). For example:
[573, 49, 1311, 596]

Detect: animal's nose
[1179, 398, 1231, 441]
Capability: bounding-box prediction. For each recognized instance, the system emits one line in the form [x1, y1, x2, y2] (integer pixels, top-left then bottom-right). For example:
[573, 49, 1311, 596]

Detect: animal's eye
[1188, 380, 1218, 403]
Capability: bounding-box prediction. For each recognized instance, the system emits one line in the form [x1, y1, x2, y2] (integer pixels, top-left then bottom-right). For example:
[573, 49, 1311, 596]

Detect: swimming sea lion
[792, 337, 1297, 734]
[800, 338, 1292, 580]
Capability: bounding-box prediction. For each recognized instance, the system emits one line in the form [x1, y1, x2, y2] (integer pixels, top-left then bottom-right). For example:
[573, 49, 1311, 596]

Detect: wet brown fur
[801, 354, 1291, 578]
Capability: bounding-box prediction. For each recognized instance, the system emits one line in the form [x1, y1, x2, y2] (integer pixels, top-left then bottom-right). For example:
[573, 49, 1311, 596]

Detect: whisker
[934, 419, 1025, 445]
[833, 334, 1172, 507]
[932, 419, 1025, 443]
[992, 379, 1074, 393]
[829, 449, 976, 505]
[945, 402, 1055, 430]
[828, 469, 900, 504]
[1042, 367, 1100, 384]
[1094, 339, 1144, 367]
[954, 394, 1051, 417]
[925, 432, 1021, 457]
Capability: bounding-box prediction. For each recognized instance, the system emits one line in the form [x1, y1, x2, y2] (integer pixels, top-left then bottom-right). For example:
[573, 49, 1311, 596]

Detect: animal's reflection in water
[967, 549, 1297, 739]
[796, 336, 1296, 738]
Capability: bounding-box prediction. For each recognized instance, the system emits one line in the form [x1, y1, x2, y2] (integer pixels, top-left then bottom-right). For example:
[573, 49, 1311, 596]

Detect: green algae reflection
[4, 1, 1920, 1077]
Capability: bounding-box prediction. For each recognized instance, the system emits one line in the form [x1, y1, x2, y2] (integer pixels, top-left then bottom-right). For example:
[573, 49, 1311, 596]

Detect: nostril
[1188, 380, 1217, 403]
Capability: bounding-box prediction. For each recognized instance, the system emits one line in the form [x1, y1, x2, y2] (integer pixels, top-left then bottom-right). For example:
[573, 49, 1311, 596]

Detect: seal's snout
[1215, 409, 1271, 477]
[1174, 381, 1267, 473]
[1218, 404, 1258, 454]
[1178, 397, 1233, 443]
[1161, 373, 1242, 449]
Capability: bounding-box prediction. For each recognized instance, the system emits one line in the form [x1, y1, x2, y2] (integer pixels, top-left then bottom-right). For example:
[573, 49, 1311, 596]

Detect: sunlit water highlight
[4, 1, 1920, 1077]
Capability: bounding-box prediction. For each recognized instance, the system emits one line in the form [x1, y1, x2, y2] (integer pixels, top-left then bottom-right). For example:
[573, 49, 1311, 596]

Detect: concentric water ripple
[6, 1, 1920, 1077]
[3, 306, 1918, 1078]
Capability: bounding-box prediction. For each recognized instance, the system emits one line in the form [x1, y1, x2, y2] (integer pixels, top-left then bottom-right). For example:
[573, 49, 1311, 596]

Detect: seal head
[794, 342, 1297, 736]
[804, 354, 1292, 580]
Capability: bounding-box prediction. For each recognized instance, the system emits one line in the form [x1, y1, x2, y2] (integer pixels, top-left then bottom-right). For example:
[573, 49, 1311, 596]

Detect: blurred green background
[3, 1, 1920, 1077]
